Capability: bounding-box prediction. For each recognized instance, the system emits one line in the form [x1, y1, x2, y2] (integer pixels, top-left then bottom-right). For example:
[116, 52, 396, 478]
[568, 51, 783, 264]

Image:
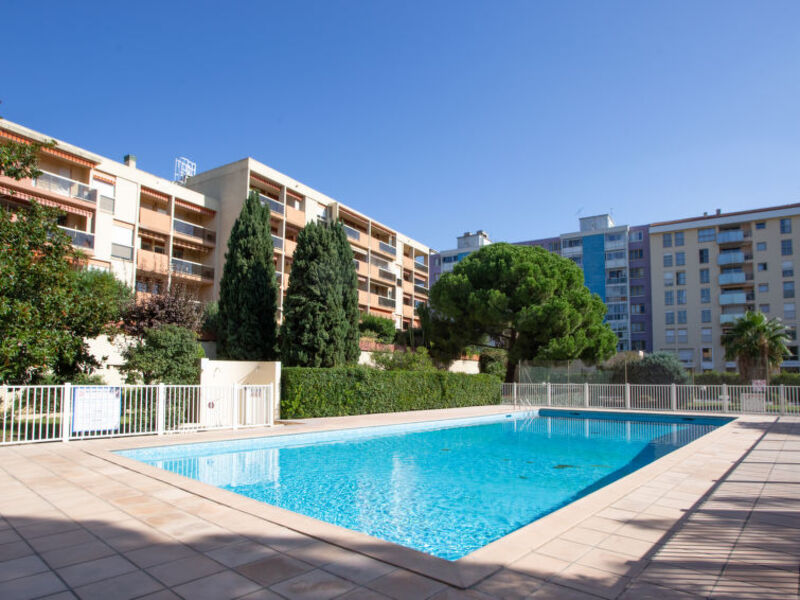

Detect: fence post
[546, 382, 552, 406]
[267, 384, 274, 427]
[157, 383, 166, 435]
[232, 383, 240, 430]
[625, 383, 630, 410]
[779, 385, 786, 416]
[61, 383, 72, 443]
[512, 384, 517, 409]
[721, 383, 729, 413]
[670, 384, 677, 411]
[584, 383, 589, 408]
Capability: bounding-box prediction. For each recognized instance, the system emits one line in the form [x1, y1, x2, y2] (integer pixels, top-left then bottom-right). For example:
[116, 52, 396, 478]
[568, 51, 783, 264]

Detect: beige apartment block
[650, 203, 800, 373]
[0, 120, 220, 302]
[186, 158, 430, 329]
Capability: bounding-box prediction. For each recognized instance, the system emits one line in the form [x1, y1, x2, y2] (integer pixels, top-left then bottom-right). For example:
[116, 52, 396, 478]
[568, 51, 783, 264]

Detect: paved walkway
[0, 412, 796, 600]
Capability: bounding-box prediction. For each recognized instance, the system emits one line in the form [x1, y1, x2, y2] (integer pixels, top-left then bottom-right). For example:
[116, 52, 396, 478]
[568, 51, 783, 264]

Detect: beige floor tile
[321, 551, 395, 584]
[172, 570, 261, 600]
[0, 554, 50, 583]
[508, 552, 570, 580]
[473, 568, 545, 599]
[57, 554, 137, 588]
[367, 568, 446, 600]
[337, 587, 392, 599]
[527, 581, 602, 599]
[205, 540, 276, 567]
[146, 553, 226, 587]
[559, 526, 608, 547]
[41, 539, 116, 569]
[550, 562, 630, 599]
[236, 553, 315, 587]
[73, 570, 163, 600]
[270, 568, 356, 600]
[575, 547, 645, 577]
[535, 538, 592, 563]
[618, 580, 704, 599]
[0, 571, 67, 600]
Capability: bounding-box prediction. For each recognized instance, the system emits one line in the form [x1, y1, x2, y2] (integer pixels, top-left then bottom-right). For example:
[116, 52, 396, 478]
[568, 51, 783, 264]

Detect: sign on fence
[71, 386, 121, 434]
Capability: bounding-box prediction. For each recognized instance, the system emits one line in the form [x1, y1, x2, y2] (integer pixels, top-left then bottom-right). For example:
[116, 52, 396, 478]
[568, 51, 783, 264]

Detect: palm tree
[722, 311, 789, 382]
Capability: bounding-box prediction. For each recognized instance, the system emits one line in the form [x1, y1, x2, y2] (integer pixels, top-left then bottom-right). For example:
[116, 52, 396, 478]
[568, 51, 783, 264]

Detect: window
[629, 249, 644, 260]
[783, 261, 794, 277]
[677, 329, 688, 343]
[759, 304, 770, 313]
[758, 263, 768, 272]
[665, 290, 674, 306]
[631, 304, 646, 314]
[629, 231, 643, 242]
[757, 242, 767, 251]
[756, 221, 766, 230]
[701, 347, 712, 362]
[699, 248, 709, 264]
[663, 233, 673, 248]
[782, 239, 793, 256]
[606, 250, 625, 262]
[562, 238, 582, 249]
[663, 253, 673, 267]
[677, 290, 687, 305]
[701, 328, 712, 343]
[785, 303, 796, 320]
[701, 288, 711, 304]
[632, 322, 645, 333]
[780, 218, 792, 234]
[666, 311, 675, 324]
[700, 268, 710, 284]
[674, 232, 684, 246]
[676, 271, 686, 285]
[665, 329, 675, 343]
[630, 267, 645, 279]
[758, 283, 769, 293]
[675, 252, 686, 266]
[787, 326, 797, 341]
[664, 272, 674, 287]
[784, 281, 795, 299]
[701, 309, 712, 323]
[787, 346, 799, 361]
[698, 228, 715, 243]
[632, 340, 647, 351]
[678, 310, 687, 324]
[630, 284, 644, 296]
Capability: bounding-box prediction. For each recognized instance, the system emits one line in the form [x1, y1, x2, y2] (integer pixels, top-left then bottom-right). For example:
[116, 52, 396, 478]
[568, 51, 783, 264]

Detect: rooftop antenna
[174, 157, 196, 184]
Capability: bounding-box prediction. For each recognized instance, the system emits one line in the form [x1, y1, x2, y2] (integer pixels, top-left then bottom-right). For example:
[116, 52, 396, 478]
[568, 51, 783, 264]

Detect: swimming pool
[119, 410, 730, 560]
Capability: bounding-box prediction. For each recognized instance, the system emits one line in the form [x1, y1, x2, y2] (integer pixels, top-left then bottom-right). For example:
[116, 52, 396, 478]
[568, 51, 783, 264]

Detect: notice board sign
[71, 386, 121, 434]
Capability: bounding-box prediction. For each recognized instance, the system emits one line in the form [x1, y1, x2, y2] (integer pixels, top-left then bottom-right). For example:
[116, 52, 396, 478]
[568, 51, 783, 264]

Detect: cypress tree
[333, 222, 361, 364]
[217, 191, 278, 359]
[281, 222, 350, 366]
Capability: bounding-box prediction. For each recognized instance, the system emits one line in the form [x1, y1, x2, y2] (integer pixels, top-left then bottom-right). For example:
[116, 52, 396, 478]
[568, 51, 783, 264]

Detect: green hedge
[281, 367, 502, 418]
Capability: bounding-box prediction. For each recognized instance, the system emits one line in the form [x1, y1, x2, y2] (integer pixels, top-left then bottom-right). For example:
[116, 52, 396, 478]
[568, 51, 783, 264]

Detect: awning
[175, 198, 215, 215]
[172, 237, 209, 252]
[0, 184, 93, 218]
[251, 173, 281, 194]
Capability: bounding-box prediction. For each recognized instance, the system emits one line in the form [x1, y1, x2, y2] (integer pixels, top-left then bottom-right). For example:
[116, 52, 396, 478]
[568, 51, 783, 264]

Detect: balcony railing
[33, 171, 93, 202]
[718, 251, 752, 265]
[343, 224, 361, 241]
[720, 292, 747, 306]
[111, 243, 133, 261]
[378, 241, 396, 256]
[414, 261, 428, 273]
[719, 272, 747, 285]
[378, 268, 395, 282]
[607, 278, 627, 285]
[414, 285, 428, 296]
[378, 296, 396, 308]
[717, 230, 750, 244]
[171, 258, 214, 280]
[58, 226, 94, 249]
[272, 235, 283, 250]
[173, 219, 216, 244]
[720, 313, 745, 325]
[276, 271, 283, 281]
[258, 193, 284, 216]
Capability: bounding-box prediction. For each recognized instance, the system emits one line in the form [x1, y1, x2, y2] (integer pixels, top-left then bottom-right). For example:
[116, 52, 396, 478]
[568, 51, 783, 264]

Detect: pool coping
[81, 406, 769, 589]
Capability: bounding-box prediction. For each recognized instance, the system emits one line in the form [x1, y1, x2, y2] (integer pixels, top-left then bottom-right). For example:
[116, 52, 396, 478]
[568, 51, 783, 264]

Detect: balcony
[111, 244, 133, 261]
[171, 258, 214, 281]
[377, 268, 396, 283]
[414, 261, 428, 273]
[33, 171, 93, 203]
[284, 238, 297, 256]
[354, 259, 369, 276]
[721, 313, 745, 325]
[371, 237, 397, 256]
[343, 224, 361, 241]
[720, 292, 747, 305]
[137, 249, 169, 274]
[719, 272, 747, 285]
[414, 284, 429, 296]
[173, 219, 216, 244]
[139, 207, 171, 234]
[358, 289, 370, 306]
[718, 251, 752, 266]
[259, 193, 284, 216]
[605, 257, 627, 269]
[604, 239, 626, 251]
[717, 230, 750, 244]
[59, 226, 94, 250]
[272, 235, 283, 250]
[607, 277, 627, 286]
[377, 296, 396, 309]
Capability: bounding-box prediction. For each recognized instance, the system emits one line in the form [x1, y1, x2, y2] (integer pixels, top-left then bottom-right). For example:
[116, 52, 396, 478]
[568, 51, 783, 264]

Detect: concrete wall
[87, 335, 136, 385]
[199, 359, 281, 421]
[358, 351, 479, 374]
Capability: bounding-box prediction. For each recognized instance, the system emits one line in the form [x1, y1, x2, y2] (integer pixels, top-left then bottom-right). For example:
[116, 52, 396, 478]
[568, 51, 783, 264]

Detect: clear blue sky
[4, 1, 799, 250]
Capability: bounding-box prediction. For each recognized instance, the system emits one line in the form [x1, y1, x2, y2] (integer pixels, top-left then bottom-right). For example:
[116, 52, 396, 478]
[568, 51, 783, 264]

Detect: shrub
[693, 371, 744, 385]
[360, 314, 396, 344]
[372, 348, 437, 372]
[281, 367, 501, 418]
[617, 352, 690, 385]
[769, 372, 800, 386]
[478, 349, 507, 379]
[121, 325, 204, 384]
[123, 286, 202, 338]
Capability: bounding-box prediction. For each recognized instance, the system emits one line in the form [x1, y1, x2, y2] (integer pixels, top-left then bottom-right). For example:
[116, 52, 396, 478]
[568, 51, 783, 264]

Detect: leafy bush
[372, 348, 436, 372]
[121, 325, 204, 384]
[769, 372, 800, 386]
[613, 352, 690, 385]
[693, 371, 744, 385]
[123, 286, 202, 338]
[202, 301, 219, 339]
[281, 367, 501, 418]
[479, 349, 507, 379]
[359, 314, 396, 343]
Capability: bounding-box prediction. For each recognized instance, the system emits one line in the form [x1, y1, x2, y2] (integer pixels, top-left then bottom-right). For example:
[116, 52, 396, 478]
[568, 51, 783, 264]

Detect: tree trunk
[504, 330, 517, 383]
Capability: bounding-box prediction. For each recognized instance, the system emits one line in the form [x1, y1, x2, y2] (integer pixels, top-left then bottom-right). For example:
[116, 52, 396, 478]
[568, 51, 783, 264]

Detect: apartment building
[0, 119, 430, 329]
[429, 230, 492, 286]
[650, 204, 800, 372]
[518, 215, 653, 353]
[0, 120, 220, 302]
[186, 159, 431, 329]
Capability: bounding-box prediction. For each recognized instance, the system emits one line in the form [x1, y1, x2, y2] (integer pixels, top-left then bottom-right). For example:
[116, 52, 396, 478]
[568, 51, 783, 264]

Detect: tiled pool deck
[0, 406, 797, 599]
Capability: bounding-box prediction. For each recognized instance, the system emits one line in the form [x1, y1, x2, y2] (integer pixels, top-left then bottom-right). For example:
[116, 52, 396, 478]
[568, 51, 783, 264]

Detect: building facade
[518, 215, 654, 353]
[649, 204, 800, 371]
[429, 230, 492, 286]
[0, 120, 430, 329]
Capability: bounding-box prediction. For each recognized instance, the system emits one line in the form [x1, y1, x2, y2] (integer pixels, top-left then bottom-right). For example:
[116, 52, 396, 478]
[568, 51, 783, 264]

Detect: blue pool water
[119, 410, 729, 560]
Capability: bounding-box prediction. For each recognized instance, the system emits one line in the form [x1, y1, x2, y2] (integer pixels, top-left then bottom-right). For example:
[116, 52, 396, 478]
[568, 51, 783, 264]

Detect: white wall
[200, 359, 281, 421]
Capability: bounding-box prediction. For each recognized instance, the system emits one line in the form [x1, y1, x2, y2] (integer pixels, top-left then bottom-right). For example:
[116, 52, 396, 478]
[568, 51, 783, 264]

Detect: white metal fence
[0, 383, 274, 446]
[502, 382, 800, 416]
